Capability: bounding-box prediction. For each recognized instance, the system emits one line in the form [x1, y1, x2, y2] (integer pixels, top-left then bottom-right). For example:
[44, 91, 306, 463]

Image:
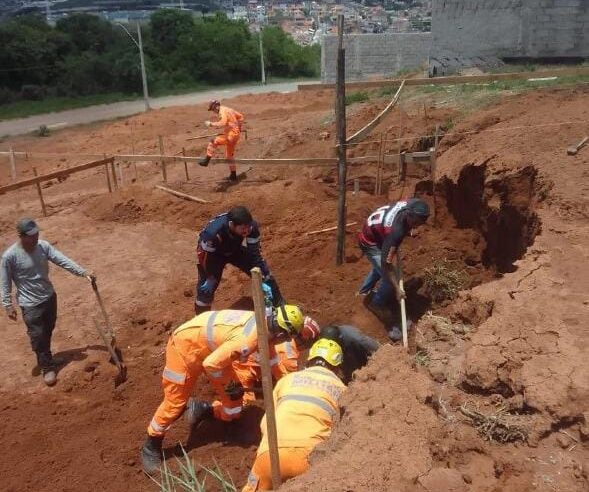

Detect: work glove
[224, 380, 245, 401]
[262, 282, 274, 307]
[200, 277, 218, 296]
[263, 275, 284, 307]
[204, 120, 212, 127]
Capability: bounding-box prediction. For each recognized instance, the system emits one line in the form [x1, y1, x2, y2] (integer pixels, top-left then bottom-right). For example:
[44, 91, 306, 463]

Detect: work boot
[228, 171, 238, 182]
[184, 398, 213, 425]
[42, 369, 57, 387]
[198, 156, 211, 167]
[50, 356, 66, 367]
[388, 320, 413, 343]
[141, 435, 164, 475]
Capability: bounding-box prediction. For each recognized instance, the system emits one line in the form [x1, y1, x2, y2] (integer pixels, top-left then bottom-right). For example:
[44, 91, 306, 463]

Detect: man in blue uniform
[195, 206, 282, 314]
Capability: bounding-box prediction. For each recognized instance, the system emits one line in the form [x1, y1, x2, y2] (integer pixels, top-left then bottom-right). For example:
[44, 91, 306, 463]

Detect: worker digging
[242, 338, 347, 491]
[1, 218, 95, 386]
[195, 205, 282, 315]
[140, 304, 310, 474]
[358, 198, 430, 341]
[198, 99, 245, 182]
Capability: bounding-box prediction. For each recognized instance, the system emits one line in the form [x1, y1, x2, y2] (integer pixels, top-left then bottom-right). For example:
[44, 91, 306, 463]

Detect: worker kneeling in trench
[242, 337, 347, 491]
[141, 305, 314, 474]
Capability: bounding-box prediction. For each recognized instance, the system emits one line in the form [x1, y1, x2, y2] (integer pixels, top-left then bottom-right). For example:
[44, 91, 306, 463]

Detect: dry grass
[460, 404, 528, 444]
[423, 260, 469, 303]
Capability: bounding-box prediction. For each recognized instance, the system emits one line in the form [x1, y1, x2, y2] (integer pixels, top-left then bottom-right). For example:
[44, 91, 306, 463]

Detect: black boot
[198, 156, 211, 167]
[141, 435, 164, 474]
[194, 303, 211, 316]
[184, 398, 213, 425]
[228, 170, 238, 182]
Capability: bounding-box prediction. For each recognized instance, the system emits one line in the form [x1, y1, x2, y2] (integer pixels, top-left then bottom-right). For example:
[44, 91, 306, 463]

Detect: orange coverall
[147, 310, 261, 438]
[206, 105, 244, 174]
[233, 339, 300, 404]
[242, 365, 346, 491]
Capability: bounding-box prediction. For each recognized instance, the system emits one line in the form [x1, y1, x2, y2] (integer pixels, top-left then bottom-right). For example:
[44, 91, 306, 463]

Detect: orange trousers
[147, 337, 243, 437]
[206, 130, 240, 172]
[242, 448, 310, 492]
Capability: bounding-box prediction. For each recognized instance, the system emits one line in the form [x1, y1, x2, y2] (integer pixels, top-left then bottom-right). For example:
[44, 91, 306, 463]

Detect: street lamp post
[117, 22, 151, 111]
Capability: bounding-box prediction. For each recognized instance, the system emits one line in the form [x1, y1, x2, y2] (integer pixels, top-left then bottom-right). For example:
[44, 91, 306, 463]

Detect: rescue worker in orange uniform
[242, 338, 347, 491]
[198, 99, 244, 182]
[140, 304, 307, 474]
[233, 316, 321, 404]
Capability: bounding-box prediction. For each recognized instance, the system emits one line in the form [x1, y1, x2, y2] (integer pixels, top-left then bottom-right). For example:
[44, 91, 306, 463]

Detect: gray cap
[16, 218, 39, 236]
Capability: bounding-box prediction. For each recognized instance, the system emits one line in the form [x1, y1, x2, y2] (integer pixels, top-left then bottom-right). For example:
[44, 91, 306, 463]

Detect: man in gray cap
[1, 218, 95, 386]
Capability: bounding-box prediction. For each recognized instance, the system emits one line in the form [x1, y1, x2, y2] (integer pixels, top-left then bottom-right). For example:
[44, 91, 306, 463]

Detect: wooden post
[110, 159, 118, 190]
[335, 14, 347, 266]
[432, 124, 440, 226]
[158, 135, 167, 183]
[182, 147, 189, 181]
[131, 122, 138, 181]
[32, 168, 47, 217]
[8, 146, 17, 181]
[400, 152, 407, 182]
[105, 164, 112, 192]
[397, 102, 404, 183]
[250, 267, 281, 489]
[117, 161, 124, 187]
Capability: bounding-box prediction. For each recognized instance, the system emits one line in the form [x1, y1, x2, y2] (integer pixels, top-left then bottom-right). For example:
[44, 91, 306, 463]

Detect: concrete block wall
[321, 33, 432, 82]
[430, 0, 589, 75]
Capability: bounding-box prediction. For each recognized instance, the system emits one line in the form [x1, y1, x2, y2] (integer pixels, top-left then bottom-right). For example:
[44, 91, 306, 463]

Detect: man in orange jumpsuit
[198, 99, 244, 182]
[233, 316, 320, 404]
[140, 304, 307, 474]
[242, 338, 347, 491]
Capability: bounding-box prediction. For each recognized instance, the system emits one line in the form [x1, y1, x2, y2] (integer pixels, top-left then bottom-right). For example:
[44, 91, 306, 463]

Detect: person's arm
[246, 223, 270, 277]
[210, 108, 229, 128]
[0, 255, 16, 319]
[337, 325, 381, 354]
[44, 242, 88, 278]
[380, 218, 407, 299]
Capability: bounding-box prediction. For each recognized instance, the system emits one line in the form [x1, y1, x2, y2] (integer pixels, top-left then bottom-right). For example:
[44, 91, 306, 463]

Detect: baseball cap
[16, 218, 39, 236]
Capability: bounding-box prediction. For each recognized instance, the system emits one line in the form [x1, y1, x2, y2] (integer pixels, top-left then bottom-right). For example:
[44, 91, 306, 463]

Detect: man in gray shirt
[1, 218, 95, 386]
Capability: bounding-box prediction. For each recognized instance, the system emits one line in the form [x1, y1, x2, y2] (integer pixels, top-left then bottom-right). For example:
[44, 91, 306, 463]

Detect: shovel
[90, 279, 127, 386]
[395, 252, 409, 350]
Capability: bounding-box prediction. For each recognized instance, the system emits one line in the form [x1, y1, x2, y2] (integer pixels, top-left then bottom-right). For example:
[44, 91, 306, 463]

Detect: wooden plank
[298, 66, 589, 91]
[158, 135, 167, 183]
[335, 14, 347, 266]
[154, 185, 209, 203]
[8, 146, 17, 180]
[250, 268, 282, 490]
[0, 157, 114, 195]
[346, 80, 405, 145]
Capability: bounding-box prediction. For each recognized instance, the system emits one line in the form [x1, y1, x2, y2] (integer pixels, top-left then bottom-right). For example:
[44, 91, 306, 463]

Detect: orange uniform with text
[232, 339, 300, 404]
[207, 105, 244, 174]
[242, 365, 346, 491]
[147, 310, 260, 438]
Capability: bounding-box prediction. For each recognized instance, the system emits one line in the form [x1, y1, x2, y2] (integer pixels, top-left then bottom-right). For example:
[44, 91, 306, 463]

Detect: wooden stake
[335, 14, 347, 266]
[110, 160, 118, 190]
[155, 184, 209, 203]
[32, 167, 47, 217]
[397, 252, 409, 351]
[105, 164, 112, 193]
[158, 135, 167, 183]
[250, 267, 281, 489]
[117, 161, 123, 187]
[8, 146, 17, 180]
[131, 121, 138, 181]
[307, 222, 357, 236]
[432, 124, 440, 226]
[182, 147, 190, 181]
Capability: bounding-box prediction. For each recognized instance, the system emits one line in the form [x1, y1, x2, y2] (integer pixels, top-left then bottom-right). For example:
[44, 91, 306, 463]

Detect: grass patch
[414, 349, 430, 367]
[154, 446, 237, 492]
[460, 405, 528, 444]
[423, 260, 469, 303]
[345, 91, 370, 106]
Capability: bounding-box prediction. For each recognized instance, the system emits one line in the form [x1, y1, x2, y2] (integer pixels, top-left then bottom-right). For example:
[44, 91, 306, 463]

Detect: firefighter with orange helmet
[140, 304, 306, 474]
[242, 338, 347, 491]
[198, 99, 245, 182]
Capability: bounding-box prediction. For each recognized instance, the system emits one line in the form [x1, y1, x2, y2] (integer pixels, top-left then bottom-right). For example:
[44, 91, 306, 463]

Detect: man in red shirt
[358, 198, 429, 340]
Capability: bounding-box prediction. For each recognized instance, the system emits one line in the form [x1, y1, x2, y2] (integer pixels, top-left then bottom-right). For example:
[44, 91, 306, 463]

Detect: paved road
[0, 81, 315, 137]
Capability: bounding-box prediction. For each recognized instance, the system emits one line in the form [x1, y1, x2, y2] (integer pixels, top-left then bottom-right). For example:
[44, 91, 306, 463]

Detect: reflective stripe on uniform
[278, 394, 336, 417]
[150, 417, 169, 433]
[200, 240, 216, 252]
[247, 471, 259, 486]
[195, 299, 211, 307]
[269, 356, 279, 366]
[242, 316, 256, 337]
[223, 406, 242, 415]
[284, 341, 294, 358]
[206, 312, 218, 350]
[162, 367, 186, 384]
[209, 370, 223, 378]
[246, 236, 260, 244]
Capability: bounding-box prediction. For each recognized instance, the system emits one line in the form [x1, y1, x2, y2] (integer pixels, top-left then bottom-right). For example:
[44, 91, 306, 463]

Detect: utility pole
[259, 28, 266, 85]
[136, 23, 151, 111]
